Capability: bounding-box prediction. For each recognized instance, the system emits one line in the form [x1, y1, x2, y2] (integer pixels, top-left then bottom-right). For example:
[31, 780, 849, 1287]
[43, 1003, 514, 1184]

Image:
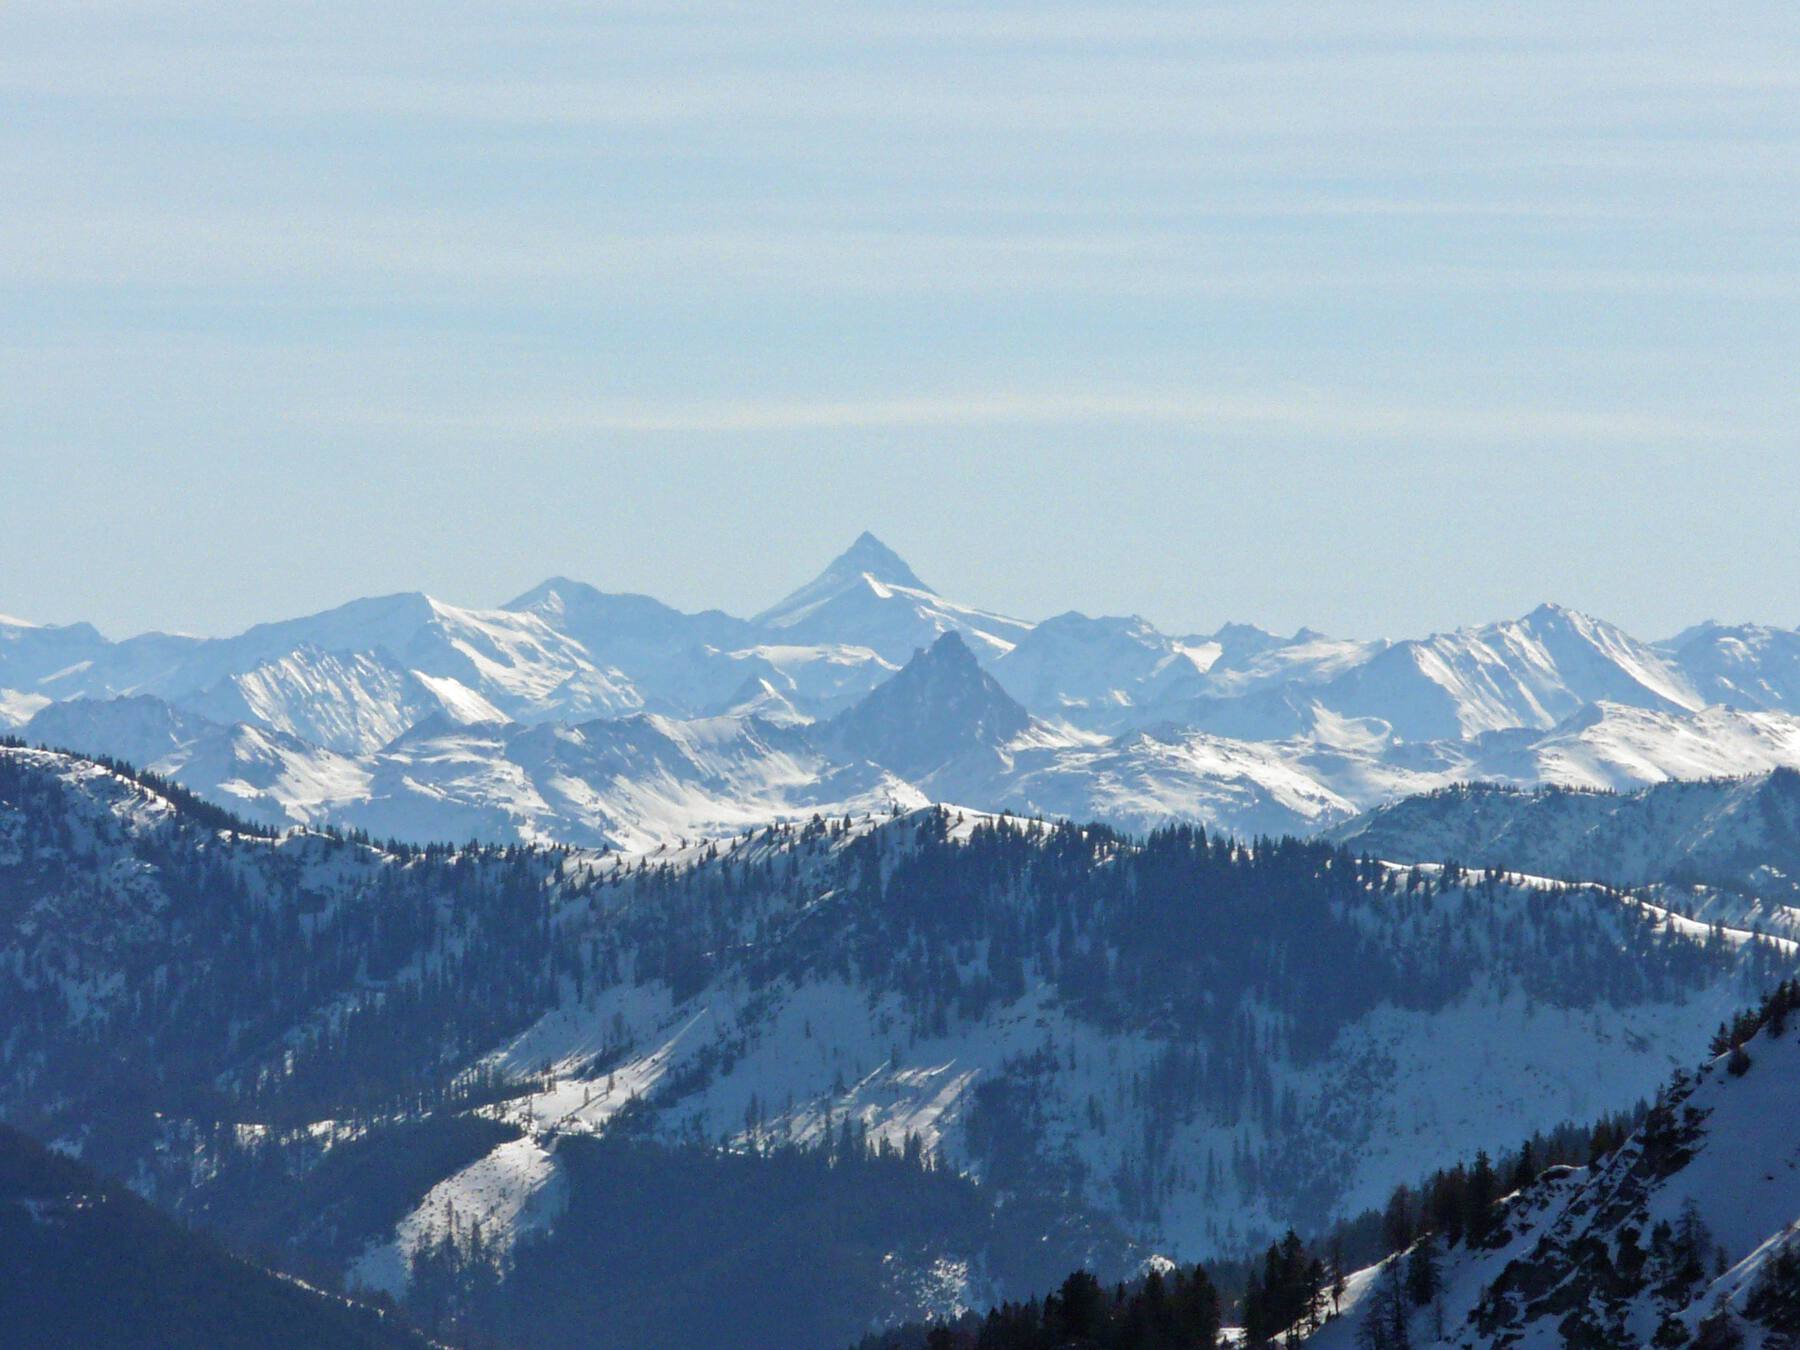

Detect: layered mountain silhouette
[7, 534, 1800, 848]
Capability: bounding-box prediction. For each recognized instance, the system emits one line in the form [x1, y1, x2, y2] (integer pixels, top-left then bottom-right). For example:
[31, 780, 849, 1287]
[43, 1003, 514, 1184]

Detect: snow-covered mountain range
[7, 534, 1800, 848]
[8, 541, 1798, 1348]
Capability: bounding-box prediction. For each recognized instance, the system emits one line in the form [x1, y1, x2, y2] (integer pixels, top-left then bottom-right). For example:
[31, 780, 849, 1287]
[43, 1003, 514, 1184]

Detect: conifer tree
[1404, 1233, 1441, 1308]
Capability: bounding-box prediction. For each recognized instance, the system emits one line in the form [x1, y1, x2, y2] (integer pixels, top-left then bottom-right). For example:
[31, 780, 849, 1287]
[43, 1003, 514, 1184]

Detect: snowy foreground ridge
[7, 534, 1800, 848]
[1304, 998, 1800, 1349]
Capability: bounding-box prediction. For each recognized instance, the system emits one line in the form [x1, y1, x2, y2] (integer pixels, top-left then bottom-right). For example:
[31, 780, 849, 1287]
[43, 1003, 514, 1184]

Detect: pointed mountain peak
[1522, 600, 1585, 627]
[1513, 602, 1635, 643]
[503, 575, 595, 614]
[863, 630, 988, 693]
[755, 532, 932, 628]
[826, 630, 1030, 781]
[836, 531, 928, 590]
[913, 628, 978, 667]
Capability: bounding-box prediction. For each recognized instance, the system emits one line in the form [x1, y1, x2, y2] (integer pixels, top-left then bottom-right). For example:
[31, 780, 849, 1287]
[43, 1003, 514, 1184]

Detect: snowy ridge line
[20, 684, 1800, 854]
[1363, 859, 1800, 954]
[1626, 892, 1800, 956]
[11, 737, 1786, 973]
[1333, 766, 1800, 908]
[10, 735, 1794, 1008]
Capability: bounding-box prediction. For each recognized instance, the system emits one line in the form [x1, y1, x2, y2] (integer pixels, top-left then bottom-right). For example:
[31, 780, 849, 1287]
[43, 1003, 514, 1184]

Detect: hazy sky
[3, 1, 1796, 641]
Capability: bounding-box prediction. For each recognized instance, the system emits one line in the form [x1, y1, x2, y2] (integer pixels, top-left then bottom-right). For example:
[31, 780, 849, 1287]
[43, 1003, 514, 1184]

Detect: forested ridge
[2, 744, 1790, 1350]
[7, 744, 1765, 1155]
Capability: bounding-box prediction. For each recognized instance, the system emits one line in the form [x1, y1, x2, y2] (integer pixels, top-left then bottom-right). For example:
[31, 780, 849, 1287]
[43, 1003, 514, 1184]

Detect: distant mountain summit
[1658, 619, 1800, 711]
[828, 631, 1032, 781]
[1320, 602, 1700, 742]
[752, 533, 1031, 664]
[992, 611, 1210, 719]
[753, 530, 933, 626]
